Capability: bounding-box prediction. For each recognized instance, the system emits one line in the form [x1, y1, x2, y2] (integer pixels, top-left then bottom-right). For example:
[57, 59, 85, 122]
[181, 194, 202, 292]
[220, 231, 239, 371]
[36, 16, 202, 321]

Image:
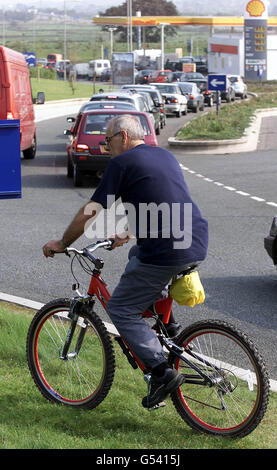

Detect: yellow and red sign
[246, 0, 266, 17]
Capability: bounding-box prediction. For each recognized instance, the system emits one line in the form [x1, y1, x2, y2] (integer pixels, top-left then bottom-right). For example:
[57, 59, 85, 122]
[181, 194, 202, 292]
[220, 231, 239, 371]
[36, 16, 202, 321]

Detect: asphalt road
[1, 109, 277, 380]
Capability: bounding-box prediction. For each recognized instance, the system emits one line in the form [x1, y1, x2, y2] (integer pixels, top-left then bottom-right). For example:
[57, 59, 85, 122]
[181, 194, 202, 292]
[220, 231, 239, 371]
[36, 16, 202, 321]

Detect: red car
[148, 70, 173, 83]
[64, 109, 158, 186]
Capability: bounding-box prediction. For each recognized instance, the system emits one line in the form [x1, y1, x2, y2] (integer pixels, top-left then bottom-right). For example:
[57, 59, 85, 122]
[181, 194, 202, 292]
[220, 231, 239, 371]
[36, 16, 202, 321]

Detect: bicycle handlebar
[65, 239, 114, 270]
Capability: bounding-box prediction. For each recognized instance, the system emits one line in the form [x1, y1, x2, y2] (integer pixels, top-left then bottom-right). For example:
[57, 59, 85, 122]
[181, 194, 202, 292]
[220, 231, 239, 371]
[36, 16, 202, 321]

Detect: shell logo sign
[246, 0, 266, 17]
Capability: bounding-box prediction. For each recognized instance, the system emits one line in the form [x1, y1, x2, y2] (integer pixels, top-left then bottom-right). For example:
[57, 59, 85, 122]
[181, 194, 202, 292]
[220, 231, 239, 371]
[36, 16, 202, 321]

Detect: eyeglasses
[104, 131, 122, 146]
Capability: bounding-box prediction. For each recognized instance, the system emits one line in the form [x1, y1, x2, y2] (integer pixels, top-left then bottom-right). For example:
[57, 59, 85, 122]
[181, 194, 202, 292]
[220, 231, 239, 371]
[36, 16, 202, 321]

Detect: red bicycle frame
[87, 270, 174, 372]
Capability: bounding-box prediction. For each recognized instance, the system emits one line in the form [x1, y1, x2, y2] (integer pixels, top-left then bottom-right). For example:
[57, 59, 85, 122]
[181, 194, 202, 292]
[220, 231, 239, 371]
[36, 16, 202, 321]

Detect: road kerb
[168, 107, 277, 154]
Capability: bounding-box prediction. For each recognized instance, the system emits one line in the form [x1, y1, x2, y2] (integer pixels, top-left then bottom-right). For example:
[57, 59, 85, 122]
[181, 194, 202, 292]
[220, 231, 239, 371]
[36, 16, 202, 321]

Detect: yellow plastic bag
[169, 271, 205, 307]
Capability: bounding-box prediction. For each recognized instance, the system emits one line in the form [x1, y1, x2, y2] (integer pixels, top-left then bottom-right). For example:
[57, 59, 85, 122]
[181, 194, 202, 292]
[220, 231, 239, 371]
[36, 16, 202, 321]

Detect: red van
[0, 46, 37, 159]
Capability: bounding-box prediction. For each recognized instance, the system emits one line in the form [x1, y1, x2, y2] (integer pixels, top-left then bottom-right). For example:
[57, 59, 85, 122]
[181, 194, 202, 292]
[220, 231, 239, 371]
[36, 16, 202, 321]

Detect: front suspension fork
[59, 298, 91, 360]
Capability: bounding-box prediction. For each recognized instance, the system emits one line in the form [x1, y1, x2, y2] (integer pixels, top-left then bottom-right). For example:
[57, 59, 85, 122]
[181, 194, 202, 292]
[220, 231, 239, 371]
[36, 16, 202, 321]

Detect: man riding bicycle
[43, 114, 208, 409]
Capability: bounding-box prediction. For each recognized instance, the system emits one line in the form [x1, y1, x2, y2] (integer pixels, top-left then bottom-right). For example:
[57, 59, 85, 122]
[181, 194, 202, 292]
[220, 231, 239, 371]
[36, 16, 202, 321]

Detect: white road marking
[180, 164, 277, 208]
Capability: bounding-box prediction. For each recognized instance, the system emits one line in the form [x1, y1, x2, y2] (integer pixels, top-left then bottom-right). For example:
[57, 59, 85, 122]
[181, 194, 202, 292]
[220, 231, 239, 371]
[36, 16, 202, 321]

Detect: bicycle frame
[86, 269, 216, 386]
[60, 242, 220, 388]
[87, 270, 174, 373]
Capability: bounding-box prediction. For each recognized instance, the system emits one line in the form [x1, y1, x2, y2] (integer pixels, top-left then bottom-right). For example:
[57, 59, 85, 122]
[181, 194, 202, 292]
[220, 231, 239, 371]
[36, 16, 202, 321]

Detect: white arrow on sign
[211, 78, 225, 87]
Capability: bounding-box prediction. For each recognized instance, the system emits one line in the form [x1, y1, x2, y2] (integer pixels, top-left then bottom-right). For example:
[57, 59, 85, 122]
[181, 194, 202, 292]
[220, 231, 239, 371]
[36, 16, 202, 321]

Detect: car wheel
[193, 103, 198, 113]
[156, 122, 161, 135]
[182, 105, 187, 115]
[209, 97, 213, 107]
[23, 133, 37, 159]
[200, 102, 205, 111]
[67, 158, 73, 178]
[73, 165, 83, 187]
[176, 110, 181, 118]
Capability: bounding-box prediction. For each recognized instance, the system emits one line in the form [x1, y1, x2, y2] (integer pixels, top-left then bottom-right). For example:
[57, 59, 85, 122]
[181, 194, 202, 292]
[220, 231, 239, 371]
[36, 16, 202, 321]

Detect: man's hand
[43, 240, 65, 258]
[109, 233, 130, 249]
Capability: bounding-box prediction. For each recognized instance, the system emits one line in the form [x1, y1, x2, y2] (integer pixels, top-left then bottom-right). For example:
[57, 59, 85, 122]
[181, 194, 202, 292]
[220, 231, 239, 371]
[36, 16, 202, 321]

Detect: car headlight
[270, 216, 277, 236]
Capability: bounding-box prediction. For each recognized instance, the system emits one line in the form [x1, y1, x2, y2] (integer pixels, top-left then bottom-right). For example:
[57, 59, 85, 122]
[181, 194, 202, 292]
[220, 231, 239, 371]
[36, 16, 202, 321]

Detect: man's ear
[121, 130, 128, 143]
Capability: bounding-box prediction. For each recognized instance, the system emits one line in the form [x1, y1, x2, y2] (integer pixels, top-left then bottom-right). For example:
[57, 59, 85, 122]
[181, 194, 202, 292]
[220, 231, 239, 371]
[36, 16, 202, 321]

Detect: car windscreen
[148, 91, 161, 102]
[178, 83, 193, 94]
[154, 85, 178, 93]
[228, 76, 238, 83]
[82, 102, 135, 111]
[90, 95, 133, 103]
[83, 114, 151, 135]
[197, 81, 207, 90]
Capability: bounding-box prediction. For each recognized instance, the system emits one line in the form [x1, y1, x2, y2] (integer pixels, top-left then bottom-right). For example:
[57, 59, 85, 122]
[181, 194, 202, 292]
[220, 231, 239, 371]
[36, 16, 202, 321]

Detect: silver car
[227, 75, 248, 99]
[150, 83, 187, 117]
[177, 82, 205, 113]
[90, 91, 156, 128]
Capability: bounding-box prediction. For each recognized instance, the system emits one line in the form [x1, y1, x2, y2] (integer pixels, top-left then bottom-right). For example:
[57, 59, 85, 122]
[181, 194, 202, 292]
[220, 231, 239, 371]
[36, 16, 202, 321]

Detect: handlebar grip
[105, 239, 115, 251]
[82, 248, 104, 270]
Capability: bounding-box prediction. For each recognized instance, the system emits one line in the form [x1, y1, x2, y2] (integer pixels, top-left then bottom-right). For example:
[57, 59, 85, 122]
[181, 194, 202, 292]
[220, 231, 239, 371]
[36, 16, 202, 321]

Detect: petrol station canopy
[93, 16, 277, 27]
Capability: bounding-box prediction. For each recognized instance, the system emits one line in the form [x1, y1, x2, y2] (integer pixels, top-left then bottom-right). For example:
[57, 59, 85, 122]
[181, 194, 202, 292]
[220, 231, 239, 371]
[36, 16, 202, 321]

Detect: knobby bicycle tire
[168, 320, 270, 438]
[26, 298, 115, 409]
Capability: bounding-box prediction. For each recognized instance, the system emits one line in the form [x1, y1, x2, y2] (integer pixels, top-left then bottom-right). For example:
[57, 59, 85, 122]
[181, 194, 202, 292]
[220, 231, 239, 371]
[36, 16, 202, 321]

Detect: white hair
[107, 114, 145, 141]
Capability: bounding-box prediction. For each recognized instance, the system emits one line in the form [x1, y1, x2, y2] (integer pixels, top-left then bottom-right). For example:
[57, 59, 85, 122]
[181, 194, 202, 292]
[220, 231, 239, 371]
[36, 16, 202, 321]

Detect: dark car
[194, 79, 221, 107]
[172, 72, 187, 82]
[64, 110, 158, 186]
[120, 84, 166, 129]
[220, 78, 236, 102]
[135, 69, 154, 84]
[177, 82, 205, 113]
[264, 215, 277, 266]
[100, 68, 111, 81]
[194, 56, 208, 75]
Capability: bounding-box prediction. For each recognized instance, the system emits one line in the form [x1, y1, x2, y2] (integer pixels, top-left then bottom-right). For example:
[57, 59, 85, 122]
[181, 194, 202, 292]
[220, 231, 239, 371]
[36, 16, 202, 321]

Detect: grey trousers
[106, 246, 191, 369]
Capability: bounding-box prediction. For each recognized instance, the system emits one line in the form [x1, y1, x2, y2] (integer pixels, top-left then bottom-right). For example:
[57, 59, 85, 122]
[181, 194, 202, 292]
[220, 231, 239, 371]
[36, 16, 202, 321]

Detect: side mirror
[36, 92, 45, 104]
[64, 129, 72, 136]
[67, 117, 76, 123]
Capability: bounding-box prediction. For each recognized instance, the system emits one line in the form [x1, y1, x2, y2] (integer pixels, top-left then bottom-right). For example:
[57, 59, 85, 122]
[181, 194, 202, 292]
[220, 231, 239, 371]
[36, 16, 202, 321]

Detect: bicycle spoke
[31, 305, 109, 404]
[170, 320, 269, 437]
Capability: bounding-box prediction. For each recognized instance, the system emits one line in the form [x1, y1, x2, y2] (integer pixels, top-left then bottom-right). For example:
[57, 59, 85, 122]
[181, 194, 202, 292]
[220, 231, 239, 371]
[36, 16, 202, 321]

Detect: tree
[99, 0, 179, 43]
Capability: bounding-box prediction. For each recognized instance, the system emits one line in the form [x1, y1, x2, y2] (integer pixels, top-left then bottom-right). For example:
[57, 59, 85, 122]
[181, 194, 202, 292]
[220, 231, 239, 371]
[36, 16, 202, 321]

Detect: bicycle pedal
[148, 401, 166, 411]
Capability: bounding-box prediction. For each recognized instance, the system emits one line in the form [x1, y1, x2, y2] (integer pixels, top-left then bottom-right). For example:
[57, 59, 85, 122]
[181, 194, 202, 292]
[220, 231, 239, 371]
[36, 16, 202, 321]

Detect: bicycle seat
[177, 264, 199, 277]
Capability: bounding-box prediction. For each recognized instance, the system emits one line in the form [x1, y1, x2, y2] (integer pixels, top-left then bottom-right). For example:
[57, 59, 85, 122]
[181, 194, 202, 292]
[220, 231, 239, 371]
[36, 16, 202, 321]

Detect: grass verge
[30, 77, 115, 102]
[0, 300, 277, 449]
[176, 82, 277, 141]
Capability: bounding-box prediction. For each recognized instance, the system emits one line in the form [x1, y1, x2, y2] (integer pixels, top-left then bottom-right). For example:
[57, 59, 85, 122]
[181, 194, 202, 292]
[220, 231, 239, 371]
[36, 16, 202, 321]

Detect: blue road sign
[24, 52, 37, 67]
[208, 74, 226, 91]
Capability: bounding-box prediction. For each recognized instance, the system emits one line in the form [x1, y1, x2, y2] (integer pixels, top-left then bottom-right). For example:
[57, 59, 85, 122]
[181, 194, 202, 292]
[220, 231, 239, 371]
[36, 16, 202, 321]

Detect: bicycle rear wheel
[26, 298, 115, 409]
[169, 320, 270, 437]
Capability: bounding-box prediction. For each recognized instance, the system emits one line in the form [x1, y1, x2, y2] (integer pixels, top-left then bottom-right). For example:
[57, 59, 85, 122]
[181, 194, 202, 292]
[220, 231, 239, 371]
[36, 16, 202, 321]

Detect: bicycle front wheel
[169, 320, 270, 437]
[26, 298, 115, 409]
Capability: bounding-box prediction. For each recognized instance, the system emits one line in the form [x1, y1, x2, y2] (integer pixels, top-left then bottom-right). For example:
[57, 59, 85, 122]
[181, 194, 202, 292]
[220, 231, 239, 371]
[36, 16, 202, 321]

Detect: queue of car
[64, 71, 248, 187]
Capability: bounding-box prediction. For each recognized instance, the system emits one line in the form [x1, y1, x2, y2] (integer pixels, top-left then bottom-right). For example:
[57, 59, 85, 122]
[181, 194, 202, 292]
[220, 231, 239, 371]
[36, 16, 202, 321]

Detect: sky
[1, 0, 275, 15]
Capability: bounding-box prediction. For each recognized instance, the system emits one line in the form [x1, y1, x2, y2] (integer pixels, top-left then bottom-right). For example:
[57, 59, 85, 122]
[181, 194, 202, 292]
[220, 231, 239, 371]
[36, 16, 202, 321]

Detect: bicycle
[26, 239, 270, 438]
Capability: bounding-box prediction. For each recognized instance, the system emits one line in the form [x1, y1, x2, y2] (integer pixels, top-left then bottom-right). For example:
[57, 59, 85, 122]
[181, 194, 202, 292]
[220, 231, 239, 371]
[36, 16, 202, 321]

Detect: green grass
[30, 77, 115, 102]
[4, 21, 209, 64]
[0, 300, 276, 449]
[176, 83, 277, 141]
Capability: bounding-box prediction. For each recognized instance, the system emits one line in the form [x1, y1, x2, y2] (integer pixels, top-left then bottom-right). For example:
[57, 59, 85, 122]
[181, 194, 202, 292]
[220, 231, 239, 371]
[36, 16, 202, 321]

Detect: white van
[88, 59, 110, 80]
